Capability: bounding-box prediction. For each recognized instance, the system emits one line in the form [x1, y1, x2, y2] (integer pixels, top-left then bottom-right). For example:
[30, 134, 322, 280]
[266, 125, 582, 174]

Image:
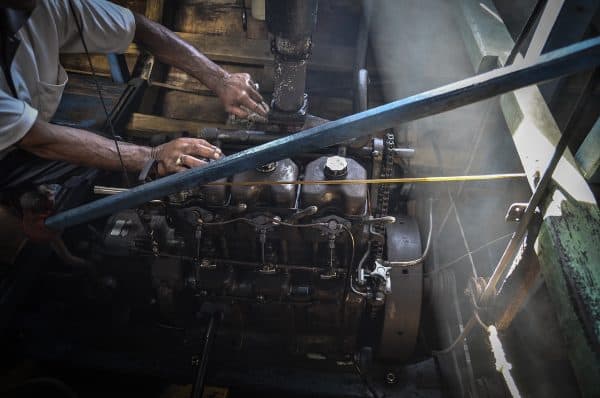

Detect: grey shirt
[0, 0, 135, 157]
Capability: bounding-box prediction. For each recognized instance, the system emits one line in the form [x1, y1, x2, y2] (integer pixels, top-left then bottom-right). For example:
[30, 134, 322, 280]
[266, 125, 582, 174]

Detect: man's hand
[132, 14, 269, 121]
[215, 73, 269, 120]
[19, 120, 221, 177]
[152, 137, 223, 176]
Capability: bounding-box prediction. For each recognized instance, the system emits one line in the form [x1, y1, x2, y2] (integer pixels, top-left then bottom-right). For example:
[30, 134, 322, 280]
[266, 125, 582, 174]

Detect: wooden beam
[126, 113, 227, 136]
[175, 32, 355, 72]
[144, 0, 165, 22]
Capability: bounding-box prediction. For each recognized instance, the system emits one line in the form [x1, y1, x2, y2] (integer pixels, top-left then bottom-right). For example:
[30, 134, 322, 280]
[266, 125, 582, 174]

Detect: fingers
[181, 154, 207, 168]
[220, 73, 269, 118]
[189, 141, 222, 160]
[228, 105, 250, 119]
[154, 138, 223, 176]
[234, 91, 267, 118]
[178, 138, 222, 160]
[243, 92, 269, 117]
[247, 84, 263, 104]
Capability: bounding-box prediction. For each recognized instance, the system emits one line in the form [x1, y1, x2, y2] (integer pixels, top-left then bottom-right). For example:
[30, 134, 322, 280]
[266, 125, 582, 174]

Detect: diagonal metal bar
[46, 37, 600, 230]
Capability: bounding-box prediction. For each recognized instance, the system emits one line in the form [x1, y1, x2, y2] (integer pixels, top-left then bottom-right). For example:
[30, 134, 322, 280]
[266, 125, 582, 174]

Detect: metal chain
[372, 130, 396, 259]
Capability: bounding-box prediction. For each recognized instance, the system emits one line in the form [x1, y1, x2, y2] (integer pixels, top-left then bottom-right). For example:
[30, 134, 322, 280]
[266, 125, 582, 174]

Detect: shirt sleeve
[0, 89, 38, 152]
[51, 0, 136, 54]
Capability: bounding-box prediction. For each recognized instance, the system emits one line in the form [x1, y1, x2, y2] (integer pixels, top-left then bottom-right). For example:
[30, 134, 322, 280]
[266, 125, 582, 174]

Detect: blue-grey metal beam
[46, 37, 600, 230]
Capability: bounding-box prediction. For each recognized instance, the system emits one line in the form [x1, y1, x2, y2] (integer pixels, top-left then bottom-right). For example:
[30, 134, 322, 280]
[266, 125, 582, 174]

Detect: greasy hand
[215, 73, 269, 120]
[153, 137, 222, 176]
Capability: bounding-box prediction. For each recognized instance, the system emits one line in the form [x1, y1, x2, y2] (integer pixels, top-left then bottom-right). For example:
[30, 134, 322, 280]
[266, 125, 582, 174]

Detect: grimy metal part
[46, 37, 600, 230]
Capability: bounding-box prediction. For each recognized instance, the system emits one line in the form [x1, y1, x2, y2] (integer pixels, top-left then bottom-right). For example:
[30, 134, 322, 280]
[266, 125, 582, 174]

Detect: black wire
[354, 363, 380, 398]
[67, 0, 131, 187]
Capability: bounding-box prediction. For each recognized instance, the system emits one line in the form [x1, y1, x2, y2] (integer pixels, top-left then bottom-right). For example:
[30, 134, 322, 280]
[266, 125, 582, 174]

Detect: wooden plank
[63, 73, 125, 99]
[174, 3, 244, 35]
[175, 32, 355, 72]
[160, 91, 228, 122]
[126, 113, 227, 136]
[144, 0, 165, 21]
[112, 0, 146, 14]
[164, 64, 268, 92]
[537, 200, 600, 397]
[158, 86, 355, 123]
[60, 34, 354, 75]
[60, 52, 138, 77]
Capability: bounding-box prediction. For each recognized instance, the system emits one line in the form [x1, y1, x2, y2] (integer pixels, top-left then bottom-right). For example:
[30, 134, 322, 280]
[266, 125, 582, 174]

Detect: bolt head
[324, 156, 348, 179]
[385, 371, 398, 384]
[256, 162, 277, 173]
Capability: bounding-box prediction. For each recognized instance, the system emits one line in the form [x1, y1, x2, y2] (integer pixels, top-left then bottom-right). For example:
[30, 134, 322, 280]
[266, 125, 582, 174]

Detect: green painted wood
[576, 117, 600, 183]
[537, 199, 600, 398]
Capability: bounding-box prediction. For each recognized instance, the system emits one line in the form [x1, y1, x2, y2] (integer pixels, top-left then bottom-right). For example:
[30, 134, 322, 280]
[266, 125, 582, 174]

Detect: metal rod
[481, 54, 594, 303]
[505, 0, 548, 66]
[46, 37, 600, 230]
[191, 313, 218, 398]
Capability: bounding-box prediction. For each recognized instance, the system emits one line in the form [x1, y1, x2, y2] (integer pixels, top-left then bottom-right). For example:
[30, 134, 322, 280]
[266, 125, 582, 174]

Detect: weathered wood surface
[175, 32, 355, 72]
[144, 0, 165, 22]
[126, 113, 227, 136]
[538, 200, 600, 397]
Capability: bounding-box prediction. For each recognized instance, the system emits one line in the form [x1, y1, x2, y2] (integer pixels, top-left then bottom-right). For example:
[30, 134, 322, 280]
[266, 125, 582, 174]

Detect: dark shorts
[0, 149, 81, 190]
[0, 149, 97, 211]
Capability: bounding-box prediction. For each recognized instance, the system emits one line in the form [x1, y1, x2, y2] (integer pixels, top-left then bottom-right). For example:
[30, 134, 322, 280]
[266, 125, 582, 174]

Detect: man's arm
[132, 13, 268, 119]
[18, 119, 222, 176]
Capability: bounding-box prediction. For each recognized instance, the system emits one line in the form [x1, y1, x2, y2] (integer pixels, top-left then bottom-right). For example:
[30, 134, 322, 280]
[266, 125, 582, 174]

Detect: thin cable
[384, 198, 433, 267]
[474, 310, 490, 330]
[67, 0, 131, 186]
[432, 316, 478, 356]
[432, 309, 491, 356]
[425, 232, 512, 277]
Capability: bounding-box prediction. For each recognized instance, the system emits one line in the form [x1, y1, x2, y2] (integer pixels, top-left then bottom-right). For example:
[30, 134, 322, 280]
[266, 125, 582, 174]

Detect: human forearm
[19, 119, 150, 172]
[18, 119, 223, 176]
[132, 13, 226, 91]
[132, 13, 268, 118]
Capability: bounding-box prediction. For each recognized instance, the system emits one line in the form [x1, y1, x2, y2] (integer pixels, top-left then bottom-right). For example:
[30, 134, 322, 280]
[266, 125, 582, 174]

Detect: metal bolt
[324, 156, 348, 179]
[385, 371, 398, 385]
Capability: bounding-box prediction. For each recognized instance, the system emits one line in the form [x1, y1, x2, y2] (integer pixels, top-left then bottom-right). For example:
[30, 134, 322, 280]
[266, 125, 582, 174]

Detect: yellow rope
[204, 173, 527, 186]
[94, 173, 527, 196]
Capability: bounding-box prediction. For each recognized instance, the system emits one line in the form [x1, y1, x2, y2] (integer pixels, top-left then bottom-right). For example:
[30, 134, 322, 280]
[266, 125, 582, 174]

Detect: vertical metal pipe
[267, 0, 319, 114]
